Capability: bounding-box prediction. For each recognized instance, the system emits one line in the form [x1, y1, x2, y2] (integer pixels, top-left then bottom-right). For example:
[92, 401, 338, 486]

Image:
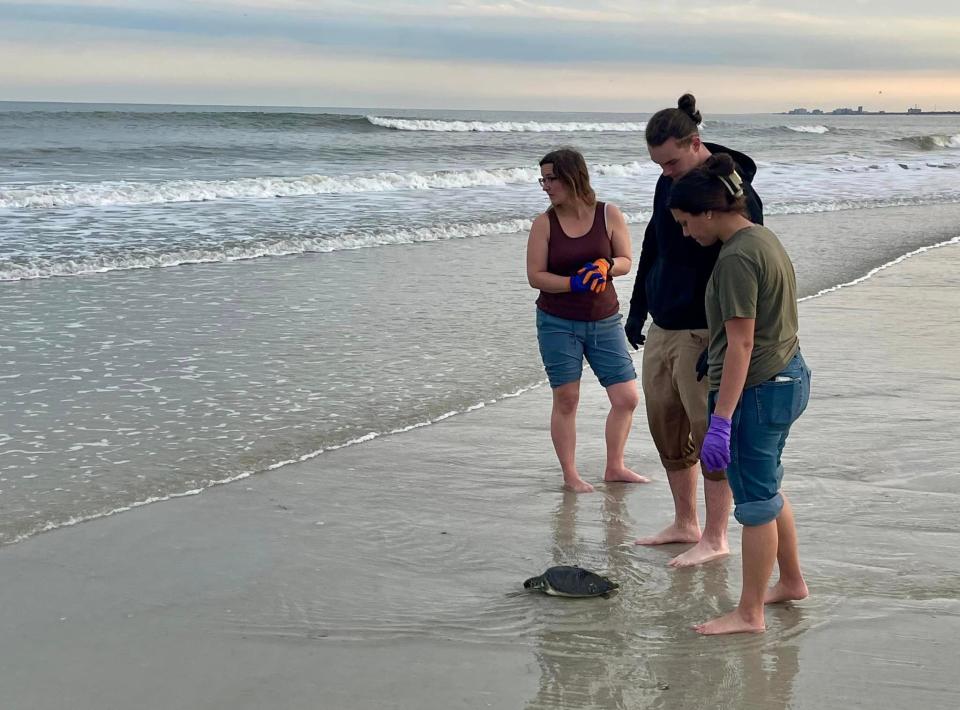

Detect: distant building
[831, 107, 864, 115]
[907, 105, 922, 114]
[811, 109, 824, 115]
[788, 108, 810, 115]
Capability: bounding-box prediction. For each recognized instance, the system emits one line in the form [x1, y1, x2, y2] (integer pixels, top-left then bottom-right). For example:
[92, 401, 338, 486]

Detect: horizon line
[0, 98, 819, 116]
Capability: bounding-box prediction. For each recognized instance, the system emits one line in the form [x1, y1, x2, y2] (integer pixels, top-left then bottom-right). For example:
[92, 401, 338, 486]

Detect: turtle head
[523, 575, 545, 590]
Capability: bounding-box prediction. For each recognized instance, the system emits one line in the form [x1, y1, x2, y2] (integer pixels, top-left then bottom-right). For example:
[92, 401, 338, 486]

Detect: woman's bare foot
[764, 580, 809, 604]
[635, 523, 700, 546]
[563, 476, 595, 493]
[668, 539, 729, 568]
[693, 608, 765, 636]
[603, 467, 651, 484]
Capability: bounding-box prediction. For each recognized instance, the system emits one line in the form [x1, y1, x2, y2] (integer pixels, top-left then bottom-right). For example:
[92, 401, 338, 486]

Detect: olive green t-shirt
[705, 225, 799, 390]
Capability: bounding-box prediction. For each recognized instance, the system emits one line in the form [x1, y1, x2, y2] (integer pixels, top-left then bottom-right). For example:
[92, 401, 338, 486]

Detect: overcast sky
[2, 0, 959, 112]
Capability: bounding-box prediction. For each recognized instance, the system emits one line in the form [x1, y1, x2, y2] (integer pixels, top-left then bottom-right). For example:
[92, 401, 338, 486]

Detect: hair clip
[718, 171, 744, 198]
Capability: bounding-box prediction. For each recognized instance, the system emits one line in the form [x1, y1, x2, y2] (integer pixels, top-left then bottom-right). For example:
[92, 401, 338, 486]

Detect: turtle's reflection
[526, 486, 802, 709]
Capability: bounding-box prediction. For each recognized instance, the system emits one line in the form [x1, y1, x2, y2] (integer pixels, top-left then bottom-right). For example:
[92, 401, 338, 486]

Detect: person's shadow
[525, 486, 803, 709]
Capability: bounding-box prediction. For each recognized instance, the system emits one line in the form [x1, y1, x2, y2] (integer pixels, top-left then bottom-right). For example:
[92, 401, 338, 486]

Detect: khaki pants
[642, 323, 723, 479]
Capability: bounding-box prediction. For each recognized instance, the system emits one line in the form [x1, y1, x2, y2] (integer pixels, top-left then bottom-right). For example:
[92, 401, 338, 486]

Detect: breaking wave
[366, 115, 647, 132]
[0, 218, 537, 281]
[895, 134, 960, 151]
[785, 125, 830, 134]
[0, 208, 643, 281]
[0, 162, 651, 210]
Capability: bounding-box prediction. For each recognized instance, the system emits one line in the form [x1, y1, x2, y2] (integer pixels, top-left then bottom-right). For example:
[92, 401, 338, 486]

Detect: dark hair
[645, 93, 702, 147]
[668, 153, 748, 215]
[539, 147, 596, 207]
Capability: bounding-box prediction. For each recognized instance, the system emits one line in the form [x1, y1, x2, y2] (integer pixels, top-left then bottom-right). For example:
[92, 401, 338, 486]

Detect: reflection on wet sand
[527, 486, 803, 709]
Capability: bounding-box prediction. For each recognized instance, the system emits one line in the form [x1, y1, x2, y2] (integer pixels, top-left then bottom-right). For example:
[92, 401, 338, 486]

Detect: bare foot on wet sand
[634, 523, 701, 547]
[668, 540, 730, 568]
[693, 609, 765, 636]
[603, 467, 652, 484]
[563, 477, 595, 493]
[764, 580, 809, 604]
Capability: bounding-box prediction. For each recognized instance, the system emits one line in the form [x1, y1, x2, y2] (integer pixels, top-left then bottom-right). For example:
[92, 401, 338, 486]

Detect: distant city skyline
[786, 104, 957, 115]
[2, 1, 959, 112]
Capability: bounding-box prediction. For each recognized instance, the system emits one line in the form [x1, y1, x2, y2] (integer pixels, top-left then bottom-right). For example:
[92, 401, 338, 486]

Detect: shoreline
[1, 240, 959, 708]
[6, 224, 958, 549]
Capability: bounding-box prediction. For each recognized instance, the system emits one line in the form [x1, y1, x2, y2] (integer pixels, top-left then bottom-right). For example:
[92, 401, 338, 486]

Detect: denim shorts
[708, 351, 811, 526]
[536, 309, 637, 389]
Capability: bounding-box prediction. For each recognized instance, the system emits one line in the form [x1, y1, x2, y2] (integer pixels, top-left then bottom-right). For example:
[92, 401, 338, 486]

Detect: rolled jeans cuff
[734, 492, 784, 526]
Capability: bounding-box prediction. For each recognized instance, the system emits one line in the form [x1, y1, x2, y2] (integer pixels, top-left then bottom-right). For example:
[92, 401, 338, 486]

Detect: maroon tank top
[536, 202, 619, 321]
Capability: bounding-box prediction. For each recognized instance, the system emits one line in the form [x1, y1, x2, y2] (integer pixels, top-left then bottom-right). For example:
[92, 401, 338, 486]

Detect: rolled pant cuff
[661, 456, 701, 472]
[734, 492, 784, 526]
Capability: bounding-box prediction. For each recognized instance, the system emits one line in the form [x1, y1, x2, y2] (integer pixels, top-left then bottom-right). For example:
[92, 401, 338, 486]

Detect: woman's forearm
[529, 271, 572, 293]
[715, 335, 753, 419]
[610, 256, 632, 277]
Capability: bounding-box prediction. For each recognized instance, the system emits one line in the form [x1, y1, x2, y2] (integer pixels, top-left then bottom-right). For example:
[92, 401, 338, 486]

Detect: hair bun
[677, 93, 702, 124]
[704, 153, 736, 177]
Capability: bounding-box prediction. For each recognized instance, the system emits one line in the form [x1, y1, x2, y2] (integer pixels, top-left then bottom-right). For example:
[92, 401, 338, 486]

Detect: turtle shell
[539, 565, 619, 597]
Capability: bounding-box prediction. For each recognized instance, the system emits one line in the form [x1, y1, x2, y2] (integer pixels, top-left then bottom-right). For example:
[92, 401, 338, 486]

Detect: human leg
[602, 380, 650, 484]
[634, 464, 702, 545]
[668, 475, 731, 567]
[693, 520, 777, 635]
[765, 493, 808, 603]
[669, 330, 731, 567]
[746, 355, 810, 600]
[550, 381, 592, 492]
[696, 363, 810, 631]
[536, 310, 590, 492]
[635, 325, 702, 545]
[583, 314, 648, 485]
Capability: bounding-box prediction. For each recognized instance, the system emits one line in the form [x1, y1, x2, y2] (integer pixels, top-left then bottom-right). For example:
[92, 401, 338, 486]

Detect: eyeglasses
[538, 176, 560, 187]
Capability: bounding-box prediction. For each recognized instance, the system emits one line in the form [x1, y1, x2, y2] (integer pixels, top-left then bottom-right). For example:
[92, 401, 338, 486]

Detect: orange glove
[576, 258, 614, 293]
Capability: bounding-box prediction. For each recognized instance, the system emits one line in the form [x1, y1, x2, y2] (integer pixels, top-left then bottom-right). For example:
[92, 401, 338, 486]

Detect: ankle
[699, 530, 728, 547]
[737, 605, 765, 625]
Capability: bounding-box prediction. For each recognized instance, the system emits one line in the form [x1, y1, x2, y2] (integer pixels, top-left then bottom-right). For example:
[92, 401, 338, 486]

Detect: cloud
[4, 1, 959, 71]
[1, 0, 958, 109]
[2, 27, 959, 112]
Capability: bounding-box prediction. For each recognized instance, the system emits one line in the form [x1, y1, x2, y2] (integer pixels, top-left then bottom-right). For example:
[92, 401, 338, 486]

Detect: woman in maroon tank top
[526, 148, 650, 493]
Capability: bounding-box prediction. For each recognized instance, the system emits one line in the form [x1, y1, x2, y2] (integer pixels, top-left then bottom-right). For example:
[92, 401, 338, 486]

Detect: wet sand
[2, 241, 959, 709]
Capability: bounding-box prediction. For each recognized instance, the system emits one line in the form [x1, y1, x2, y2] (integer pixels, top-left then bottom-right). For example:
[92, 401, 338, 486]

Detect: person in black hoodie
[629, 94, 763, 568]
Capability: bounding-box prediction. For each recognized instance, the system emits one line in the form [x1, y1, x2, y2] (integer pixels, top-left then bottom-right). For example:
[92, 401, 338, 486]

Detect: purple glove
[700, 414, 732, 473]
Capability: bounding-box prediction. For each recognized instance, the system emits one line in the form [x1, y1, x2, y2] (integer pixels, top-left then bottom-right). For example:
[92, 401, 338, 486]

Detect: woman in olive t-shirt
[668, 154, 812, 636]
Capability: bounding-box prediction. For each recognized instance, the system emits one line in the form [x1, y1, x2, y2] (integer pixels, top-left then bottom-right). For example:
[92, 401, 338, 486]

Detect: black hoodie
[629, 142, 763, 331]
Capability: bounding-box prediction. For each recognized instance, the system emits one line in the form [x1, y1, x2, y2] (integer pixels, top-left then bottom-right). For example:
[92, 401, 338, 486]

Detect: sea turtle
[523, 565, 619, 598]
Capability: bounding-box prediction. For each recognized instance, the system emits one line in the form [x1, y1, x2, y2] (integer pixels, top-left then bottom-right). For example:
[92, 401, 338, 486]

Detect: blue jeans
[708, 351, 811, 526]
[536, 310, 637, 389]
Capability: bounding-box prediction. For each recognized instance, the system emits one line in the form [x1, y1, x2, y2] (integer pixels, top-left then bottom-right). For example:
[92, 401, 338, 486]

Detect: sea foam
[896, 134, 960, 150]
[366, 115, 647, 132]
[0, 162, 651, 210]
[786, 125, 830, 134]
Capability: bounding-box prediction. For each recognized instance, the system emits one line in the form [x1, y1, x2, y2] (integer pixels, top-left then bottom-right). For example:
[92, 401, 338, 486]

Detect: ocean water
[1, 101, 959, 545]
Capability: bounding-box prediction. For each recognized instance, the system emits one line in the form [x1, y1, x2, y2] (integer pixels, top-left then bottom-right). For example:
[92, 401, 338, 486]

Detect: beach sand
[2, 240, 959, 710]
